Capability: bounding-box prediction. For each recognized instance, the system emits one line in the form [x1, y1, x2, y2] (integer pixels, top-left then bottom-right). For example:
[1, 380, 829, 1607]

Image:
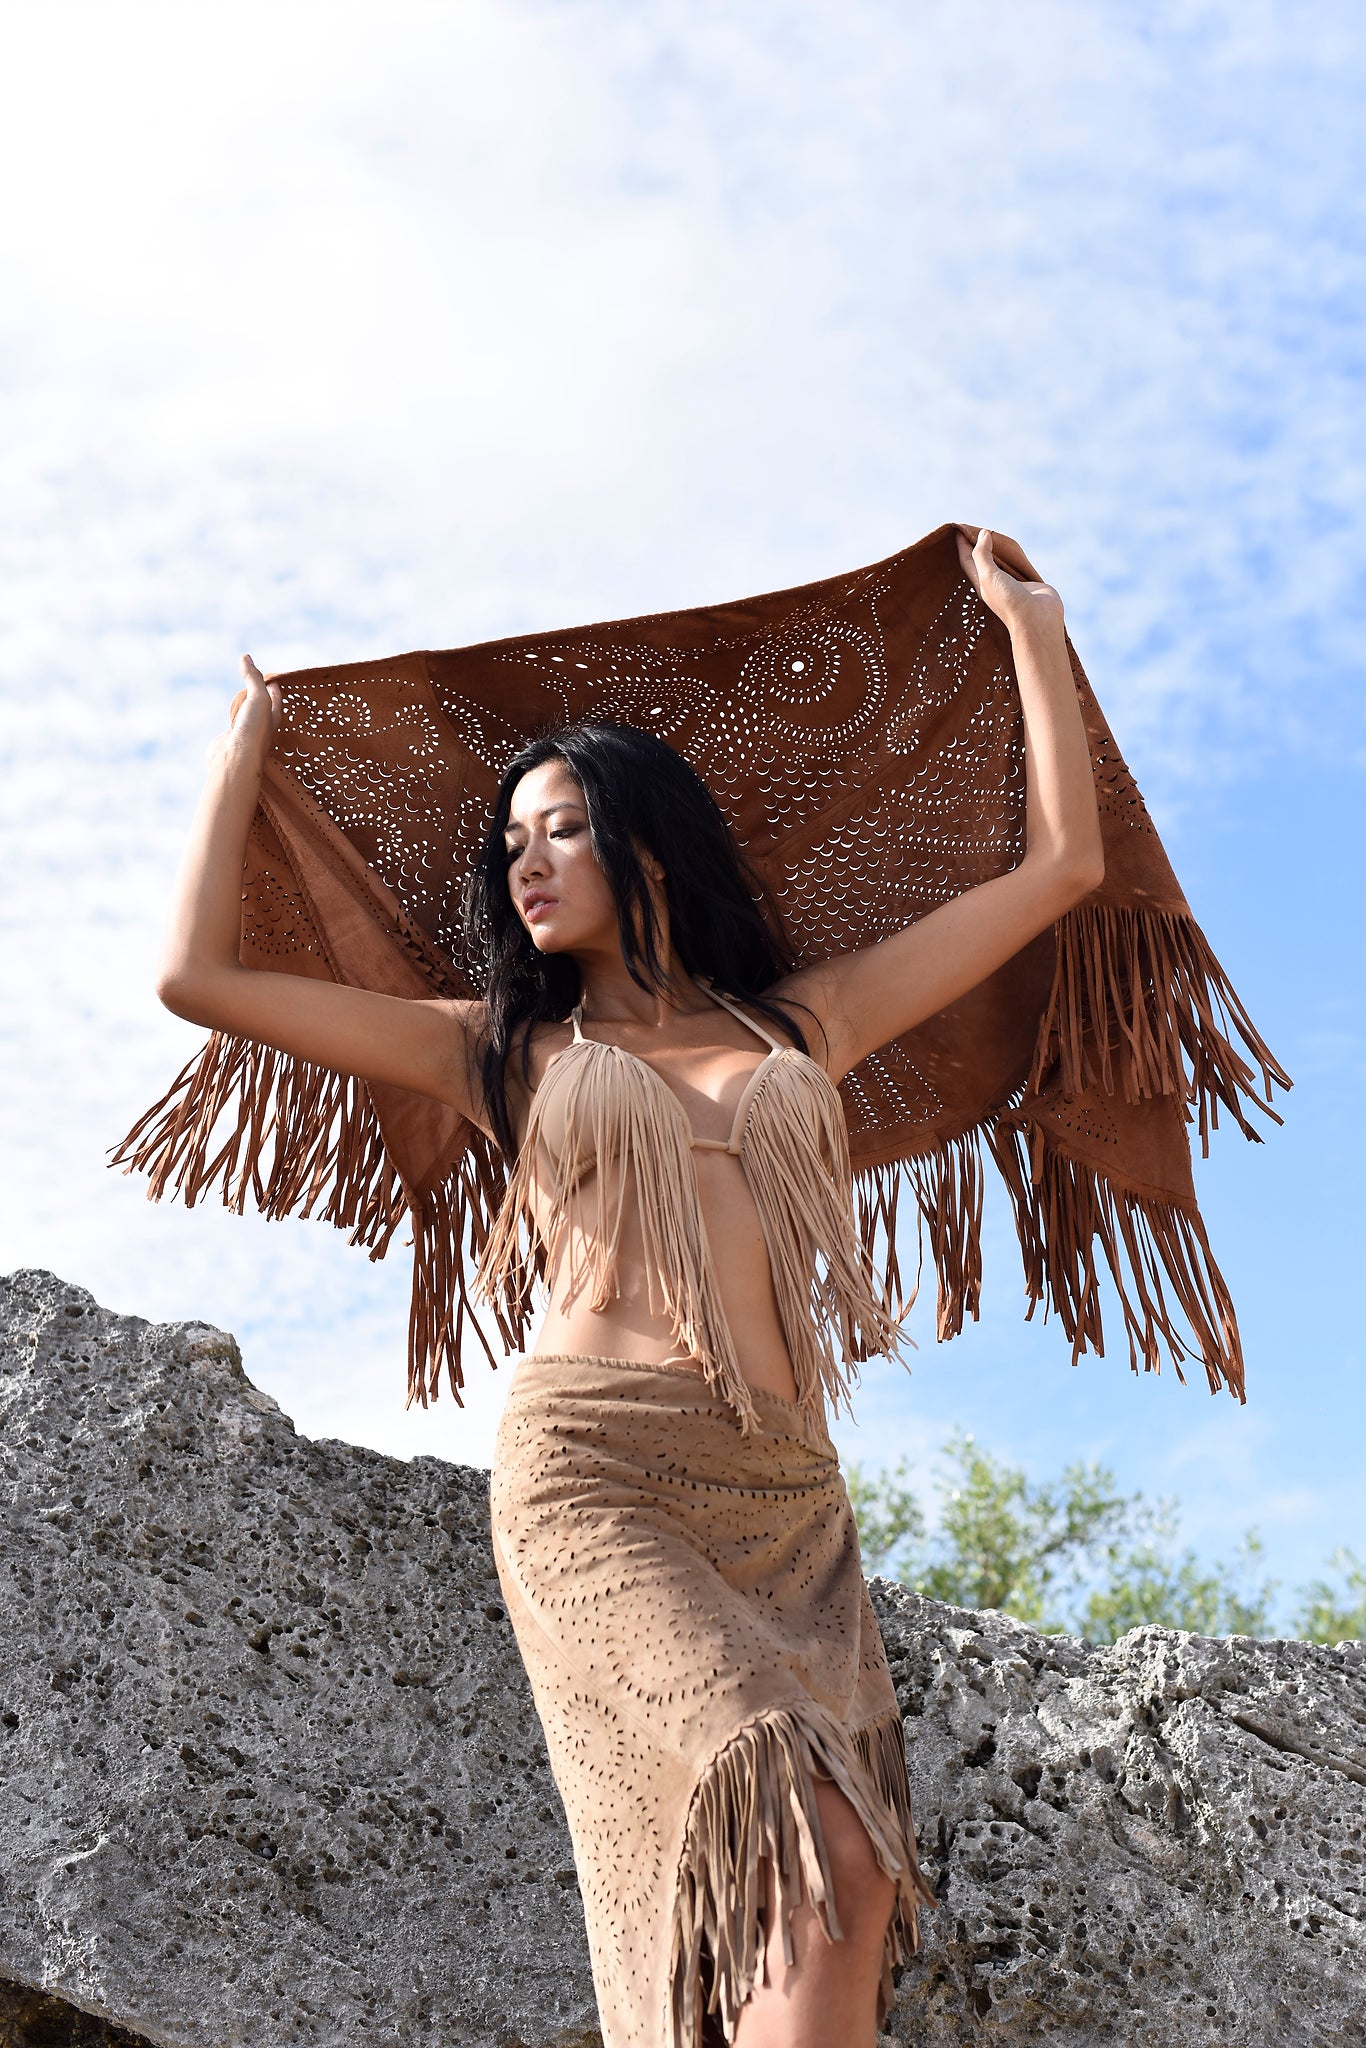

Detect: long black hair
[461, 721, 818, 1163]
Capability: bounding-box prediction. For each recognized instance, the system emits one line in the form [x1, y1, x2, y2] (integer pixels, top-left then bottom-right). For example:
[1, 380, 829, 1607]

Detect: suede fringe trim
[112, 994, 1260, 1414]
[852, 1160, 917, 1329]
[1031, 902, 1291, 1152]
[989, 1115, 1245, 1400]
[853, 1128, 984, 1348]
[667, 1706, 936, 2048]
[733, 1057, 904, 1432]
[471, 1037, 764, 1434]
[851, 1713, 939, 2022]
[406, 1138, 534, 1409]
[109, 1031, 525, 1406]
[110, 1032, 405, 1241]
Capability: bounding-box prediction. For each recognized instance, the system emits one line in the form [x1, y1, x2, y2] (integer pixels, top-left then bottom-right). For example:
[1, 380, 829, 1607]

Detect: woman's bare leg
[731, 1778, 896, 2048]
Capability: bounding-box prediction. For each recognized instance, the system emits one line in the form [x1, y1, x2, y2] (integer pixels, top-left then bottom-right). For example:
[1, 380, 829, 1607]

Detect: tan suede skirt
[489, 1352, 934, 2048]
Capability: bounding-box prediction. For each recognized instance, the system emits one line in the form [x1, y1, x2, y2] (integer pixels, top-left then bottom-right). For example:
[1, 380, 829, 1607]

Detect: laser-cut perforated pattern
[116, 525, 1286, 1418]
[258, 550, 1058, 1160]
[489, 1353, 932, 2048]
[1070, 663, 1158, 841]
[271, 665, 481, 983]
[1048, 1097, 1122, 1151]
[240, 838, 323, 962]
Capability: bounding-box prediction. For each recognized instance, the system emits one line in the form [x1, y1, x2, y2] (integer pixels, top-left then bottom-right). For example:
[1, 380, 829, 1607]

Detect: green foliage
[1291, 1549, 1366, 1644]
[1077, 1519, 1277, 1643]
[847, 1433, 1295, 1641]
[848, 1431, 1133, 1632]
[844, 1457, 924, 1579]
[909, 1432, 1130, 1627]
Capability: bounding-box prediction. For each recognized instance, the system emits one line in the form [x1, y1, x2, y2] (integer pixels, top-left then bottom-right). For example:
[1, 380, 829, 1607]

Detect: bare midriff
[506, 1025, 806, 1405]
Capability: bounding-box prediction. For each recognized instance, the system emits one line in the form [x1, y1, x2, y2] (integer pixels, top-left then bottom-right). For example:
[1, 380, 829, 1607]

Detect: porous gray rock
[882, 1593, 1366, 2045]
[1, 1270, 1363, 2048]
[0, 1270, 598, 2048]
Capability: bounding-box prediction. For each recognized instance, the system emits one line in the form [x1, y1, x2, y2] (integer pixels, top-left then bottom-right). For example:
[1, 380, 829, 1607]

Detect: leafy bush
[847, 1433, 1354, 1643]
[1290, 1550, 1366, 1644]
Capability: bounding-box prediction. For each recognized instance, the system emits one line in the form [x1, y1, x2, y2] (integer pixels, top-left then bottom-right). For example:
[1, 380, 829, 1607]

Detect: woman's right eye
[505, 826, 574, 863]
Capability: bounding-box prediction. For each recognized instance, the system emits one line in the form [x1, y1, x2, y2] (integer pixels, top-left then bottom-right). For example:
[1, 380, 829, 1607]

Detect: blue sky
[3, 1, 1363, 1620]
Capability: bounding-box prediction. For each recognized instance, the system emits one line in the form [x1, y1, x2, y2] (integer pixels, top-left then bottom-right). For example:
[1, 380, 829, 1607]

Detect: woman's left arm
[777, 526, 1105, 1082]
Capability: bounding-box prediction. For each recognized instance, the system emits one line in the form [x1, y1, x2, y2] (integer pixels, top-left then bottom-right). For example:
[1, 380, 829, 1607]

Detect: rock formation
[1, 1269, 1362, 2047]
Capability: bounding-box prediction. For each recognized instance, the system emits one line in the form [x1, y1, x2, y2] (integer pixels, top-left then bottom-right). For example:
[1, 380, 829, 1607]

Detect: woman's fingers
[235, 655, 282, 727]
[957, 524, 1002, 589]
[956, 524, 1047, 591]
[986, 529, 1045, 585]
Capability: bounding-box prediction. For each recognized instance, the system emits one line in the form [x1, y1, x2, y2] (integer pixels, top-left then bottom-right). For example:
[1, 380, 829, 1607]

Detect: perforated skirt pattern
[489, 1353, 935, 2048]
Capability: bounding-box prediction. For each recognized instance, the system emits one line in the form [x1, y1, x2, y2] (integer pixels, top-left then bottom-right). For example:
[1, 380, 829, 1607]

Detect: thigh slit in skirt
[489, 1352, 936, 2048]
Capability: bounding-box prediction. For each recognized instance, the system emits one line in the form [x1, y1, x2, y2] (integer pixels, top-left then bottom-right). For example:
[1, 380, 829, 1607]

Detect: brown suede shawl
[113, 523, 1288, 1406]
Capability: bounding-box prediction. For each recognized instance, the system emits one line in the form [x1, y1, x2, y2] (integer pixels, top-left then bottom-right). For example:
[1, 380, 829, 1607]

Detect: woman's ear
[630, 834, 665, 884]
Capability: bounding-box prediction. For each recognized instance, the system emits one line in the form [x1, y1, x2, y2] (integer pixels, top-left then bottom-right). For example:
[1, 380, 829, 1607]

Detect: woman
[155, 527, 1103, 2048]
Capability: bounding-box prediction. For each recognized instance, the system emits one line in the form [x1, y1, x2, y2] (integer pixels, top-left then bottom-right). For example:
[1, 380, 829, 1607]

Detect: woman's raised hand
[955, 525, 1064, 640]
[211, 654, 283, 776]
[159, 648, 487, 1125]
[799, 522, 1100, 1075]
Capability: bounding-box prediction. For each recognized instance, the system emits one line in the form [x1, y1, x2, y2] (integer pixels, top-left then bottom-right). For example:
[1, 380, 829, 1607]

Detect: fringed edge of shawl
[854, 1116, 1245, 1399]
[110, 1031, 406, 1241]
[988, 1112, 1245, 1400]
[108, 1030, 527, 1406]
[407, 1133, 533, 1410]
[1031, 901, 1291, 1152]
[111, 1028, 1246, 1415]
[853, 1128, 985, 1346]
[667, 1704, 935, 2048]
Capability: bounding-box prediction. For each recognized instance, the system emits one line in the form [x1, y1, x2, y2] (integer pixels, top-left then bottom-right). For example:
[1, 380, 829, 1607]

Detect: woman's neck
[575, 959, 713, 1029]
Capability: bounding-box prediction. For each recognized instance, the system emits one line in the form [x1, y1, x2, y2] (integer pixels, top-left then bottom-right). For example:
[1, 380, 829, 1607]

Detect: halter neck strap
[569, 979, 781, 1054]
[694, 977, 785, 1051]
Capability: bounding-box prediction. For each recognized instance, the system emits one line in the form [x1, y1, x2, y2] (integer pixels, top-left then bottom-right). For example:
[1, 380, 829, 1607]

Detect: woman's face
[503, 758, 618, 955]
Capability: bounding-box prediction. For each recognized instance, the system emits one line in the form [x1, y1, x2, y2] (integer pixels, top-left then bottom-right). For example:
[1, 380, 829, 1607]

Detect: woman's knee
[813, 1781, 896, 1937]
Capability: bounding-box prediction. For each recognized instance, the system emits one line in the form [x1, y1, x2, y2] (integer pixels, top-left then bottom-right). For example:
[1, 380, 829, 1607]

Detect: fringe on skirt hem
[667, 1703, 936, 2048]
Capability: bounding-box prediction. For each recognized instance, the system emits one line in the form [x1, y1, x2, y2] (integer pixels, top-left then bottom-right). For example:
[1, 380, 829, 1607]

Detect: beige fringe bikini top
[473, 978, 902, 1434]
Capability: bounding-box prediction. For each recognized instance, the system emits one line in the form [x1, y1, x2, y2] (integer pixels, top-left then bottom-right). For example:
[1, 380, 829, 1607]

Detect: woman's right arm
[155, 656, 489, 1128]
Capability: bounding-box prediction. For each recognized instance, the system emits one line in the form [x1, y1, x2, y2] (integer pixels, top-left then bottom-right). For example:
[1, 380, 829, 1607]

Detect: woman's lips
[524, 897, 557, 924]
